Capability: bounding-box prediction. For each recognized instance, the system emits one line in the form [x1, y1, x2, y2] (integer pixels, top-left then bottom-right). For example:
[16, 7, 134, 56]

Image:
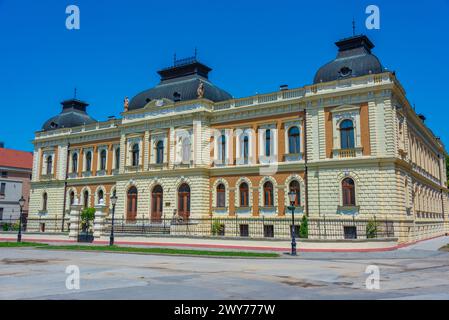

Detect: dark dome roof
[42, 99, 96, 131]
[129, 59, 232, 110]
[313, 35, 385, 84]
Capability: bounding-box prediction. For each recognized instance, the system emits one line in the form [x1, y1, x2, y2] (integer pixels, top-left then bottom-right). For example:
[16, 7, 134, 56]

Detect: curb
[0, 234, 446, 253]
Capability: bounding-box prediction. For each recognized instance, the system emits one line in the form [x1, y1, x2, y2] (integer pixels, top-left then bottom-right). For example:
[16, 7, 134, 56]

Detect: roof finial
[194, 47, 198, 60]
[352, 18, 356, 36]
[74, 87, 77, 99]
[174, 52, 177, 65]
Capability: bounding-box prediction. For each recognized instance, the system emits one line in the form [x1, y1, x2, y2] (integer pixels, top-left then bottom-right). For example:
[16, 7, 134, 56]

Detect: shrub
[299, 215, 309, 239]
[211, 220, 224, 236]
[80, 207, 96, 232]
[366, 219, 379, 239]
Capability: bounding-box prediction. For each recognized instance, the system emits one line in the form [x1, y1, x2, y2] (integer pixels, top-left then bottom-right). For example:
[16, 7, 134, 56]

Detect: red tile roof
[0, 148, 33, 170]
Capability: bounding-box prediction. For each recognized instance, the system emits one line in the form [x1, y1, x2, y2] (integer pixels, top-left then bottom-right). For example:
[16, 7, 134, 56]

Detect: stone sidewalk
[1, 232, 441, 252]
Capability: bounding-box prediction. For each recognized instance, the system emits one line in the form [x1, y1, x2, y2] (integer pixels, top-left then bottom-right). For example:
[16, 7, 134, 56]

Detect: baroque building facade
[29, 35, 449, 242]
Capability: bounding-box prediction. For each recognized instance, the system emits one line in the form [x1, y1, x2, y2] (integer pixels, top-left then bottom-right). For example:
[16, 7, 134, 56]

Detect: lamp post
[109, 194, 118, 246]
[288, 191, 297, 256]
[17, 196, 25, 243]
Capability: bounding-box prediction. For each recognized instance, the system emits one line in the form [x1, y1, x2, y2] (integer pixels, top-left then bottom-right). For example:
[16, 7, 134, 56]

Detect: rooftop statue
[124, 96, 129, 112]
[197, 80, 205, 99]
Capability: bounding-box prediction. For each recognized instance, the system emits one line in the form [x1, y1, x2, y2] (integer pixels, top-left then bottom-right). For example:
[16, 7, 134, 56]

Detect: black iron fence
[1, 215, 430, 241]
[102, 216, 402, 240]
[0, 217, 68, 233]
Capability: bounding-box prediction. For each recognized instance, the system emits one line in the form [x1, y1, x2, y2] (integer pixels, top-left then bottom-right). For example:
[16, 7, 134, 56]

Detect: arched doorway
[178, 183, 190, 220]
[151, 185, 163, 223]
[127, 186, 138, 222]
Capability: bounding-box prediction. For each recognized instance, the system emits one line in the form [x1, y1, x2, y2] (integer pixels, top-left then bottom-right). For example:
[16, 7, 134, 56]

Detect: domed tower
[313, 35, 385, 84]
[128, 57, 232, 110]
[42, 98, 96, 131]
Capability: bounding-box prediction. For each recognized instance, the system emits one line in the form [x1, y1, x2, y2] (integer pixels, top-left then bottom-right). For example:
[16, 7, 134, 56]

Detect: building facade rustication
[29, 35, 449, 242]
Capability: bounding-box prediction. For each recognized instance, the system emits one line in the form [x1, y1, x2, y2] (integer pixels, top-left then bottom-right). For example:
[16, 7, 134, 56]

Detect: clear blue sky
[1, 0, 448, 152]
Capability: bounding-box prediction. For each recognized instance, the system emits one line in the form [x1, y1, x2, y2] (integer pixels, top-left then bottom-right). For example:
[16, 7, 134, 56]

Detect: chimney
[0, 142, 4, 148]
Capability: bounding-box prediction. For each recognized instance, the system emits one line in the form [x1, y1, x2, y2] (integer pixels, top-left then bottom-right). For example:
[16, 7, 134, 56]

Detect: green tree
[80, 207, 95, 232]
[299, 215, 309, 239]
[211, 220, 224, 236]
[366, 219, 379, 239]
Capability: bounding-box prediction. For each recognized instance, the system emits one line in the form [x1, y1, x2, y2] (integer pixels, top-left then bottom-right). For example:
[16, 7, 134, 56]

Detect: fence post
[262, 216, 265, 238]
[235, 214, 238, 237]
[374, 215, 377, 238]
[69, 204, 82, 240]
[93, 203, 107, 239]
[324, 215, 327, 239]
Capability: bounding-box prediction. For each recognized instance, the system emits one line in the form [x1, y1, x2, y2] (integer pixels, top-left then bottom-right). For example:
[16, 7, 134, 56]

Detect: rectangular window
[264, 225, 274, 238]
[344, 226, 357, 239]
[239, 224, 249, 237]
[1, 171, 7, 178]
[0, 183, 5, 196]
[0, 208, 3, 220]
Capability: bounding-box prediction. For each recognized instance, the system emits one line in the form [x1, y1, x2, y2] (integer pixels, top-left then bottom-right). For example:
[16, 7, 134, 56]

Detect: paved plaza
[1, 237, 449, 300]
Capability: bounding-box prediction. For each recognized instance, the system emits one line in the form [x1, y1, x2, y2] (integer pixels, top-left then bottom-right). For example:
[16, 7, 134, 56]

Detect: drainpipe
[303, 108, 309, 217]
[61, 142, 70, 231]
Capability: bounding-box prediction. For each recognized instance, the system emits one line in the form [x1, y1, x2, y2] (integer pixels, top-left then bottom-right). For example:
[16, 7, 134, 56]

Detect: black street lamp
[17, 196, 25, 243]
[288, 191, 297, 256]
[109, 194, 118, 246]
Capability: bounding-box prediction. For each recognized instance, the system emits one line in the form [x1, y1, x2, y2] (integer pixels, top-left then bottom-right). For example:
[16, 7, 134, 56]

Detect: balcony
[82, 171, 92, 178]
[148, 162, 169, 171]
[333, 147, 363, 159]
[40, 174, 54, 180]
[125, 165, 142, 173]
[284, 153, 303, 162]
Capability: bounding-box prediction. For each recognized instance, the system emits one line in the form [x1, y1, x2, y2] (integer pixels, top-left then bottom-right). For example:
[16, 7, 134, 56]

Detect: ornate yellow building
[29, 35, 449, 242]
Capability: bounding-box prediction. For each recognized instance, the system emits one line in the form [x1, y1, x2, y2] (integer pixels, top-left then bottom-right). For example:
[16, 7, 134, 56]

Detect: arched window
[289, 180, 301, 206]
[151, 185, 163, 222]
[69, 191, 75, 205]
[288, 127, 300, 154]
[216, 184, 226, 208]
[127, 186, 138, 221]
[72, 153, 78, 173]
[100, 150, 107, 171]
[340, 120, 355, 149]
[83, 190, 89, 208]
[131, 144, 140, 167]
[98, 189, 104, 204]
[85, 152, 92, 172]
[219, 135, 226, 163]
[239, 182, 249, 207]
[42, 193, 48, 211]
[178, 183, 191, 219]
[263, 181, 274, 207]
[182, 137, 191, 163]
[156, 141, 164, 164]
[265, 129, 271, 157]
[342, 178, 356, 206]
[242, 136, 249, 164]
[46, 156, 53, 175]
[115, 147, 120, 170]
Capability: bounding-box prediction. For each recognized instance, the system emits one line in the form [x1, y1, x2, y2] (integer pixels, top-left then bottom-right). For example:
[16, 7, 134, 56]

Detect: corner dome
[313, 35, 385, 84]
[42, 99, 96, 131]
[128, 57, 232, 110]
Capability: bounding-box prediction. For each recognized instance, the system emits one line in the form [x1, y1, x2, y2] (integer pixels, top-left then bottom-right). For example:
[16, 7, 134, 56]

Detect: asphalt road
[1, 237, 449, 300]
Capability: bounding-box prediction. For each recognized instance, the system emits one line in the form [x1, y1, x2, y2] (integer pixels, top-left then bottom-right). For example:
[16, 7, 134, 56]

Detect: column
[69, 202, 82, 240]
[93, 201, 107, 239]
